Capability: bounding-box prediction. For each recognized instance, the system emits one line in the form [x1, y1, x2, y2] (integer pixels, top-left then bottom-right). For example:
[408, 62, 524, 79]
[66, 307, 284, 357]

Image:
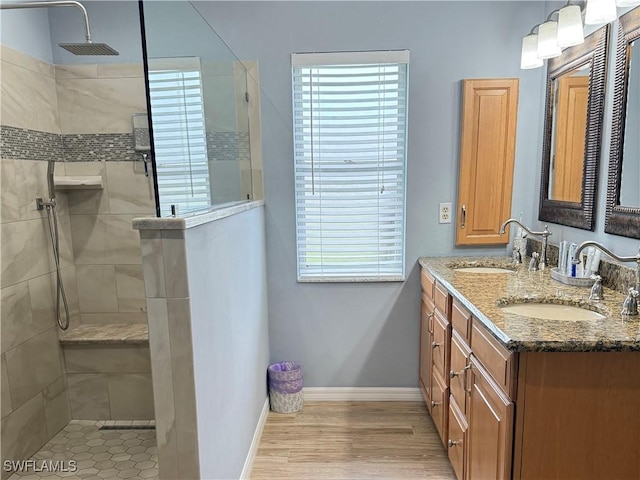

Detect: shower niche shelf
[54, 175, 103, 190]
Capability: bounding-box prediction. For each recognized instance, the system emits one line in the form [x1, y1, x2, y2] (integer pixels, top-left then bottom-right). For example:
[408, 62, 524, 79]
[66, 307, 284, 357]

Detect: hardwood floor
[251, 401, 457, 479]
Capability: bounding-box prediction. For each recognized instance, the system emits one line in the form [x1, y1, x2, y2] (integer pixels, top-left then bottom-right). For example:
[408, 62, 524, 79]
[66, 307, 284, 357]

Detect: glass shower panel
[141, 0, 252, 216]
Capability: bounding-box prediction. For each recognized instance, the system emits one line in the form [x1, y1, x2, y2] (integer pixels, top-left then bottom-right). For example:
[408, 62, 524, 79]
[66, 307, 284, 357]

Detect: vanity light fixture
[585, 0, 617, 25]
[538, 20, 563, 59]
[558, 4, 585, 47]
[521, 27, 544, 69]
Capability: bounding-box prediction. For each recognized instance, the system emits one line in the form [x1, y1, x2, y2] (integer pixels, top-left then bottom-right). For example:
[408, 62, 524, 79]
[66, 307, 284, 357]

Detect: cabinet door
[448, 399, 468, 480]
[467, 356, 514, 480]
[450, 330, 471, 416]
[431, 369, 449, 447]
[456, 78, 519, 246]
[419, 299, 434, 408]
[432, 309, 450, 380]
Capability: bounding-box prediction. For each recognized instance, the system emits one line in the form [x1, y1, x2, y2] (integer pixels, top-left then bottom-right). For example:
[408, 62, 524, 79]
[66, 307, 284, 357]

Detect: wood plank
[251, 401, 456, 480]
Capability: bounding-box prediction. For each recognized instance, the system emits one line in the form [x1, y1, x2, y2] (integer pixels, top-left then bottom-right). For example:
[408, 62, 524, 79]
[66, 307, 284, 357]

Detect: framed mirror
[538, 26, 609, 230]
[605, 7, 640, 239]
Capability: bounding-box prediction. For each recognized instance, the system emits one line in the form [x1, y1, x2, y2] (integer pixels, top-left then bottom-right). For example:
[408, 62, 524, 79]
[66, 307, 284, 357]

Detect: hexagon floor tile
[7, 421, 158, 480]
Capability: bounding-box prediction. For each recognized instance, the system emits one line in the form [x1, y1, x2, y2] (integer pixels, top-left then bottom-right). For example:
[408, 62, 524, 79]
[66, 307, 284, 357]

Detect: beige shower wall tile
[1, 354, 12, 418]
[64, 346, 151, 374]
[1, 281, 35, 354]
[108, 373, 154, 420]
[56, 76, 147, 134]
[0, 45, 55, 77]
[60, 265, 81, 325]
[76, 265, 118, 313]
[43, 383, 70, 438]
[55, 212, 75, 269]
[79, 312, 148, 324]
[140, 231, 166, 299]
[5, 328, 62, 409]
[28, 272, 57, 335]
[97, 63, 145, 78]
[54, 64, 99, 79]
[70, 214, 142, 265]
[67, 373, 110, 420]
[0, 393, 48, 468]
[0, 159, 51, 223]
[1, 217, 52, 287]
[106, 162, 155, 214]
[115, 265, 146, 313]
[0, 60, 60, 134]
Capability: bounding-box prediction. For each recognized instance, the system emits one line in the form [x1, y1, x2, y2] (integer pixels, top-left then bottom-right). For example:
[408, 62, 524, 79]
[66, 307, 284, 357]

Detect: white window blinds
[148, 58, 210, 217]
[292, 51, 409, 281]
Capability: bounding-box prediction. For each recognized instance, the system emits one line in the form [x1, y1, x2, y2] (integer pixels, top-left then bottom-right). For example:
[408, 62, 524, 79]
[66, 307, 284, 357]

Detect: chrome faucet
[499, 219, 552, 270]
[572, 242, 640, 316]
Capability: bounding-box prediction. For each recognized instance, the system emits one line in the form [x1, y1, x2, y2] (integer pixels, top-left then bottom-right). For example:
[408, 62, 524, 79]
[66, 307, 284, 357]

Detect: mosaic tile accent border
[62, 133, 141, 162]
[0, 125, 63, 161]
[527, 238, 636, 294]
[206, 131, 250, 162]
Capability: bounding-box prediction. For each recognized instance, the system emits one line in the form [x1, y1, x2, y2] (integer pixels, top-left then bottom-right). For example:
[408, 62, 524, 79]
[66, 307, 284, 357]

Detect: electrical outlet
[439, 203, 452, 224]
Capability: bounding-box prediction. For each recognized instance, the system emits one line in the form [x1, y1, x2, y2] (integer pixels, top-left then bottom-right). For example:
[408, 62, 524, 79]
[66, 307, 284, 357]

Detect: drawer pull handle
[431, 401, 440, 408]
[450, 364, 471, 378]
[427, 312, 434, 319]
[432, 342, 441, 349]
[448, 439, 459, 448]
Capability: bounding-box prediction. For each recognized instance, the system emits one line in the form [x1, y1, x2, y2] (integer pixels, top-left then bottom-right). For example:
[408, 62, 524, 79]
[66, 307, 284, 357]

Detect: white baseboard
[303, 387, 423, 401]
[239, 397, 269, 480]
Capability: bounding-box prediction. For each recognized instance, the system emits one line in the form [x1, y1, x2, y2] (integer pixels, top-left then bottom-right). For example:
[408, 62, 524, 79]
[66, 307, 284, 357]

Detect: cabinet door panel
[467, 356, 513, 480]
[456, 78, 519, 245]
[432, 309, 450, 380]
[431, 369, 449, 447]
[450, 330, 471, 416]
[448, 399, 468, 480]
[420, 300, 434, 409]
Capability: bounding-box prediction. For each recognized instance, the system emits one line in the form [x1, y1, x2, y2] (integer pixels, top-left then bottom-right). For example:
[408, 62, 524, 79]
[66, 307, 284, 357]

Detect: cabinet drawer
[452, 298, 471, 342]
[450, 329, 471, 416]
[432, 309, 450, 380]
[448, 398, 467, 480]
[471, 320, 515, 398]
[431, 369, 449, 446]
[421, 268, 435, 300]
[434, 282, 451, 317]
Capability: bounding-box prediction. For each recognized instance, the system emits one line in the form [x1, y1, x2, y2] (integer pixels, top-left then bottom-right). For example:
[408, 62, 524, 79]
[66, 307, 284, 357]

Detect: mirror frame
[605, 7, 640, 239]
[538, 25, 609, 230]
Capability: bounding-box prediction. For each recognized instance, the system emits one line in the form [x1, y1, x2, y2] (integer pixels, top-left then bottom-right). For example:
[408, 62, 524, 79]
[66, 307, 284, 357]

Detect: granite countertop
[419, 256, 640, 353]
[59, 323, 149, 345]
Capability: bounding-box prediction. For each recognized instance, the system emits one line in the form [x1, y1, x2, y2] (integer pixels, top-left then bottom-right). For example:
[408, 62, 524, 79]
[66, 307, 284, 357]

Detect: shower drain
[99, 424, 156, 430]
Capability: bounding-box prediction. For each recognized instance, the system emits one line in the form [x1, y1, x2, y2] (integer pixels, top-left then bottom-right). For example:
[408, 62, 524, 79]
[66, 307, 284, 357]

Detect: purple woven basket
[268, 362, 303, 394]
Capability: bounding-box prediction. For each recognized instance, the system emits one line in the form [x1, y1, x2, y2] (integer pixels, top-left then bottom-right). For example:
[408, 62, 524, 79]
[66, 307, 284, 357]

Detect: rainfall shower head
[0, 1, 119, 56]
[59, 42, 119, 56]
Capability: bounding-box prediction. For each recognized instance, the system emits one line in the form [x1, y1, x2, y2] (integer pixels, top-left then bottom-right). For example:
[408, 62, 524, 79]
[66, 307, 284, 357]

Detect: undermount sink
[455, 267, 515, 274]
[500, 303, 605, 321]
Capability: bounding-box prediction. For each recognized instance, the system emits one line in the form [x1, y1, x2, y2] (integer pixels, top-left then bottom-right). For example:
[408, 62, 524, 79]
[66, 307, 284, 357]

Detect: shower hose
[45, 203, 71, 330]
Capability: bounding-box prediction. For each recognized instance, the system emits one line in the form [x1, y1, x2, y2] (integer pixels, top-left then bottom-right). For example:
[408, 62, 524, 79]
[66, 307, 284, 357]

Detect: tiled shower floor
[8, 421, 158, 479]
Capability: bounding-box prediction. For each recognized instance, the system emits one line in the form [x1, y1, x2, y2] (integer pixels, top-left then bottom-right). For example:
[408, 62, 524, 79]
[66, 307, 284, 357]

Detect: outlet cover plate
[439, 203, 452, 224]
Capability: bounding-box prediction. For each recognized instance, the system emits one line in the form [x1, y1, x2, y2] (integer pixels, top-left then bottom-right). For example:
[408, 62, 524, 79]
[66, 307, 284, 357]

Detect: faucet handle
[621, 288, 639, 317]
[589, 274, 603, 302]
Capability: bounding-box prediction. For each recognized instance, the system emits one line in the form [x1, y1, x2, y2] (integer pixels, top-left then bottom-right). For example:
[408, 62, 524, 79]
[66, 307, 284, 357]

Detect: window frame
[291, 50, 410, 283]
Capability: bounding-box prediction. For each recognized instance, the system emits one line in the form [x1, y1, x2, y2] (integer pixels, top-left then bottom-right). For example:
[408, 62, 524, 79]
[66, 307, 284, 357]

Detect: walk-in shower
[0, 0, 119, 56]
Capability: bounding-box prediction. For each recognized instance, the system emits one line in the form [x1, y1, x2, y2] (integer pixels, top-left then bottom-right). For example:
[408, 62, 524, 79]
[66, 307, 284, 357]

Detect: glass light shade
[558, 5, 585, 48]
[521, 34, 544, 69]
[616, 0, 640, 6]
[537, 21, 562, 59]
[585, 0, 617, 25]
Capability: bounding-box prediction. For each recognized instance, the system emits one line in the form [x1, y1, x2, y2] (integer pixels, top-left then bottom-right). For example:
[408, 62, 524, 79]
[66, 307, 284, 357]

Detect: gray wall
[192, 1, 549, 387]
[185, 207, 270, 479]
[0, 3, 53, 62]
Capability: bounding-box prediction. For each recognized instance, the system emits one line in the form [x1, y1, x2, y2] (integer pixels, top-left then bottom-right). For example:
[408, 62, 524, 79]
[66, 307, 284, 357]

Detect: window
[292, 51, 409, 281]
[148, 58, 210, 216]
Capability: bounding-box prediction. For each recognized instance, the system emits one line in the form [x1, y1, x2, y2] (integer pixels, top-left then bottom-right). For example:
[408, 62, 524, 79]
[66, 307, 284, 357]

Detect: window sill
[297, 275, 405, 283]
